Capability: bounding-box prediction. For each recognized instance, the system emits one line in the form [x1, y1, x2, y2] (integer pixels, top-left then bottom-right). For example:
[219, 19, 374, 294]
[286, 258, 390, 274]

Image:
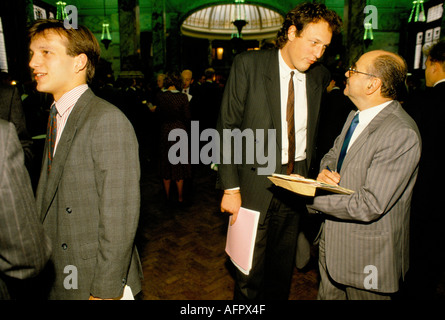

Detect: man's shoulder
[235, 48, 278, 62]
[78, 89, 130, 124]
[0, 118, 9, 129]
[307, 62, 329, 77]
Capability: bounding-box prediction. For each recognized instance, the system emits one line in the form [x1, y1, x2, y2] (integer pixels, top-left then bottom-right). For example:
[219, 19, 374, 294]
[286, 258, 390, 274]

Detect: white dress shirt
[347, 100, 393, 151]
[278, 50, 307, 164]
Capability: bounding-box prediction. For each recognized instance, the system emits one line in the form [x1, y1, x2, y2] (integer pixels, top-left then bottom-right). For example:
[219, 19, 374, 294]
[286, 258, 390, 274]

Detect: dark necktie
[47, 104, 57, 173]
[286, 71, 295, 175]
[337, 113, 359, 172]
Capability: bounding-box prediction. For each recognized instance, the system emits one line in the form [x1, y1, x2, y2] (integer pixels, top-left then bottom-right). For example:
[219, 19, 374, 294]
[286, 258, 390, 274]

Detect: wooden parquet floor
[135, 158, 445, 301]
[135, 161, 319, 300]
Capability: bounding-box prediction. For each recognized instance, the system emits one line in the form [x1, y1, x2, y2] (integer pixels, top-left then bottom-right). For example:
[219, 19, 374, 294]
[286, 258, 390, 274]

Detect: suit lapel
[342, 101, 399, 170]
[305, 69, 323, 167]
[263, 49, 282, 153]
[40, 89, 94, 222]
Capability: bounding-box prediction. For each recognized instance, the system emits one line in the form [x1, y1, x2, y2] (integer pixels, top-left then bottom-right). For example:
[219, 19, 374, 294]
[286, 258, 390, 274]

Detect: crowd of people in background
[0, 2, 444, 301]
[1, 64, 225, 196]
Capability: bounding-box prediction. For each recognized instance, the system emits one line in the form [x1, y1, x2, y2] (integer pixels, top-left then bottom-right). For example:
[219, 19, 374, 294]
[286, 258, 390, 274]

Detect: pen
[326, 166, 334, 173]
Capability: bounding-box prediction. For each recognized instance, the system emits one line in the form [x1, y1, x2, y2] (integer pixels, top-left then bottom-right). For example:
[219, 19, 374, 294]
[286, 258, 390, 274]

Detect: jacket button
[66, 207, 72, 214]
[61, 243, 68, 250]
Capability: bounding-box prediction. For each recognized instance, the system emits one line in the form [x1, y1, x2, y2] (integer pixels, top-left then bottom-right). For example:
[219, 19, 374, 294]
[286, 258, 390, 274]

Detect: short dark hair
[368, 53, 407, 100]
[28, 19, 100, 83]
[426, 39, 445, 71]
[204, 68, 215, 80]
[163, 71, 183, 90]
[276, 2, 342, 49]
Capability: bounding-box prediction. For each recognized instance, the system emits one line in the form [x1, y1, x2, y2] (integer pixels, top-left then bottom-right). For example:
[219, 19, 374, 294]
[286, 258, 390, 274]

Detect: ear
[366, 77, 381, 95]
[74, 53, 88, 73]
[287, 25, 297, 41]
[431, 61, 440, 73]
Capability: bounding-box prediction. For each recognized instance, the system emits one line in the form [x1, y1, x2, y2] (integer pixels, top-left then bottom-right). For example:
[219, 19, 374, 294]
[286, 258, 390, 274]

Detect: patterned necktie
[286, 71, 295, 175]
[337, 113, 359, 172]
[47, 104, 57, 173]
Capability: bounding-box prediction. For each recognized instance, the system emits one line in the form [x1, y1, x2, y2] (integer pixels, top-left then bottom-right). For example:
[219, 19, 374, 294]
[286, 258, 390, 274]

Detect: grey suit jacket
[216, 48, 330, 224]
[308, 101, 421, 293]
[35, 89, 143, 299]
[0, 120, 51, 299]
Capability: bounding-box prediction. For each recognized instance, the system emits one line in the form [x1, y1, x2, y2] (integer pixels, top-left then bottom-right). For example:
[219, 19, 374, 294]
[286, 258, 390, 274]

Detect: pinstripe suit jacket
[308, 101, 421, 293]
[0, 120, 51, 299]
[35, 89, 143, 299]
[216, 49, 330, 224]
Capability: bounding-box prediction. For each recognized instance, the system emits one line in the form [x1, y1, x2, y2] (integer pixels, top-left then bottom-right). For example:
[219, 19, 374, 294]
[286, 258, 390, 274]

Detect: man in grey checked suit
[307, 50, 421, 299]
[29, 19, 142, 300]
[0, 119, 51, 299]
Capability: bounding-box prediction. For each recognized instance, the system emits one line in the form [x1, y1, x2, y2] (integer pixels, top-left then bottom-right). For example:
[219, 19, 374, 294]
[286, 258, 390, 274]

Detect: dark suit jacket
[216, 48, 330, 224]
[315, 88, 356, 170]
[414, 81, 445, 198]
[0, 84, 33, 169]
[35, 89, 143, 299]
[193, 80, 223, 129]
[0, 120, 51, 300]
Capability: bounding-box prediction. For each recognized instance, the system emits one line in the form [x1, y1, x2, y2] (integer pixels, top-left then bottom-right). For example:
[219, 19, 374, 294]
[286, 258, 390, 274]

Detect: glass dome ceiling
[181, 3, 284, 40]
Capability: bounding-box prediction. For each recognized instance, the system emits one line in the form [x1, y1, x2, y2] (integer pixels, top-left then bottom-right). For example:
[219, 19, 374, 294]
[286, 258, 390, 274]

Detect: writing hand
[317, 168, 341, 186]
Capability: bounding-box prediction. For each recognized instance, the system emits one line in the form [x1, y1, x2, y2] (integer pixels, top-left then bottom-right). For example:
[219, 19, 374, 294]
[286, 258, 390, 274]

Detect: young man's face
[29, 30, 82, 101]
[281, 20, 332, 72]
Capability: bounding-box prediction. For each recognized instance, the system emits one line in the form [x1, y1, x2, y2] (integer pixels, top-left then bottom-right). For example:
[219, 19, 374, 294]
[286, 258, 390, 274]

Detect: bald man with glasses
[307, 50, 421, 300]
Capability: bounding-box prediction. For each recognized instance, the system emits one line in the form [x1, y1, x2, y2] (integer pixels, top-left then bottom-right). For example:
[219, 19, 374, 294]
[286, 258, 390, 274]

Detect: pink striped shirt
[52, 84, 89, 155]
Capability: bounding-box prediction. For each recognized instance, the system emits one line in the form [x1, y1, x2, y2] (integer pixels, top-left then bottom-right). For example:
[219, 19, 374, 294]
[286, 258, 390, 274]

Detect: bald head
[181, 69, 193, 89]
[366, 50, 407, 100]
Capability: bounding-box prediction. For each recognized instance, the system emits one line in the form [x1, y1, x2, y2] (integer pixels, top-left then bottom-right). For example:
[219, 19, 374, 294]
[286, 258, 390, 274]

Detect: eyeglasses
[348, 66, 378, 78]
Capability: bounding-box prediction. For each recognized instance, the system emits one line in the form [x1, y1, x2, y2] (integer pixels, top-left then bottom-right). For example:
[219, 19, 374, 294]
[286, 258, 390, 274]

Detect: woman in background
[156, 71, 191, 205]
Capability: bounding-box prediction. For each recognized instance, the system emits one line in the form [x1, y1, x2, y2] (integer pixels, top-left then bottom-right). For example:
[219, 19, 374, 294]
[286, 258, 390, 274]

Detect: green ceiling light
[56, 1, 67, 20]
[363, 22, 374, 40]
[408, 0, 426, 23]
[101, 23, 112, 49]
[363, 21, 374, 48]
[100, 0, 111, 49]
[232, 0, 248, 38]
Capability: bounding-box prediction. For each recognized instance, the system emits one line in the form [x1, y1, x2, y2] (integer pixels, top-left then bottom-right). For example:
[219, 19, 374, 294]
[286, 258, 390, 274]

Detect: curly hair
[276, 2, 342, 49]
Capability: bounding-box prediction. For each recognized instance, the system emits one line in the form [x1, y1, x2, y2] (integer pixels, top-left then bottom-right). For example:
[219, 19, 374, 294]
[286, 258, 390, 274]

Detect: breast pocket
[80, 242, 98, 260]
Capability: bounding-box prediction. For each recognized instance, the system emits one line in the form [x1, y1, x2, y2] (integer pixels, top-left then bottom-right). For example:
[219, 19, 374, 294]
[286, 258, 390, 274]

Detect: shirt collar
[278, 49, 305, 81]
[54, 84, 89, 116]
[434, 78, 445, 87]
[356, 100, 393, 124]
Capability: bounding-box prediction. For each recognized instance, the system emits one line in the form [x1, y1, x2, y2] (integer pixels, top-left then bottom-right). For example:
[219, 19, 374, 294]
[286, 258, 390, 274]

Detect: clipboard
[268, 173, 354, 197]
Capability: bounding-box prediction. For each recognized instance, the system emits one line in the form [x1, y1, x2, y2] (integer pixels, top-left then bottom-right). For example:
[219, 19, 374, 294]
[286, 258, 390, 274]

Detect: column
[343, 0, 366, 66]
[151, 0, 166, 72]
[118, 0, 141, 71]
